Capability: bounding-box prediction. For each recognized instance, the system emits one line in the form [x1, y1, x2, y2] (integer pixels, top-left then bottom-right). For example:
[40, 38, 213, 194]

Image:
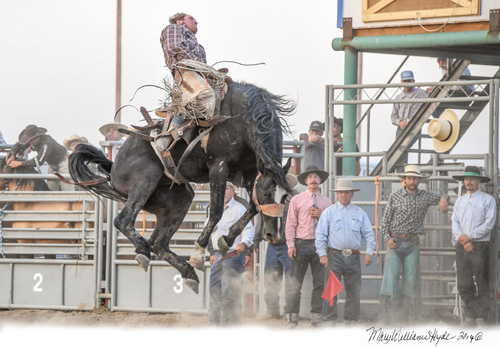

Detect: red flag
[321, 270, 343, 307]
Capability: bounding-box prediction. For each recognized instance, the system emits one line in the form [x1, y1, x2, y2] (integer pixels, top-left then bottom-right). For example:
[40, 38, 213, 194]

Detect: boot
[310, 313, 322, 327]
[286, 313, 298, 329]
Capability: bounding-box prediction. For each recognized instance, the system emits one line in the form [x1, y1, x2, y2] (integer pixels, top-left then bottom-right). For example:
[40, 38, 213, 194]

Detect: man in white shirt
[208, 182, 254, 326]
[451, 166, 497, 326]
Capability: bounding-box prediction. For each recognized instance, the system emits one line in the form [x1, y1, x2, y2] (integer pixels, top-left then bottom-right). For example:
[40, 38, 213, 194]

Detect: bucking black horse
[68, 82, 295, 294]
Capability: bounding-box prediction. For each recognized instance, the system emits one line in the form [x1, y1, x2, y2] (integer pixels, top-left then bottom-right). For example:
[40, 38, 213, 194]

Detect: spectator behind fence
[451, 166, 496, 326]
[303, 120, 325, 171]
[7, 125, 74, 191]
[63, 134, 89, 152]
[0, 130, 6, 144]
[285, 166, 332, 328]
[379, 164, 448, 325]
[390, 71, 428, 173]
[99, 122, 127, 142]
[332, 116, 361, 176]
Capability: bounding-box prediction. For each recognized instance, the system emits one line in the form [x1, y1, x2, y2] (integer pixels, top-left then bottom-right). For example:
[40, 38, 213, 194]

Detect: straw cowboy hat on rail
[428, 109, 460, 153]
[18, 124, 47, 145]
[395, 164, 430, 179]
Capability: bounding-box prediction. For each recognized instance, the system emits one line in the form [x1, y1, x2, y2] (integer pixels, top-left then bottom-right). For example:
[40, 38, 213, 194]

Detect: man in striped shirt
[379, 165, 448, 324]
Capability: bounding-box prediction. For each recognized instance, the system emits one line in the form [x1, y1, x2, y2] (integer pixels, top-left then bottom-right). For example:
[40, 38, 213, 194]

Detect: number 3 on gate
[173, 274, 183, 294]
[33, 273, 43, 292]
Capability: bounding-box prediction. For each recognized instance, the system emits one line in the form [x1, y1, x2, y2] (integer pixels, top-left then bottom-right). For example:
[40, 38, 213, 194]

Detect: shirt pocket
[471, 205, 486, 228]
[333, 217, 342, 232]
[351, 218, 361, 232]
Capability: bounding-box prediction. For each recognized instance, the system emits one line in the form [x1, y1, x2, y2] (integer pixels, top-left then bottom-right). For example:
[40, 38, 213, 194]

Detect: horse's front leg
[190, 174, 226, 270]
[217, 204, 258, 254]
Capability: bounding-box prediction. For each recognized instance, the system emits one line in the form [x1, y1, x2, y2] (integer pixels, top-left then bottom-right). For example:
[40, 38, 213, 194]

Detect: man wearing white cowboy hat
[451, 166, 497, 326]
[390, 70, 429, 172]
[99, 122, 127, 142]
[285, 166, 332, 327]
[207, 181, 254, 326]
[63, 134, 89, 152]
[7, 124, 73, 191]
[379, 164, 448, 324]
[315, 178, 376, 326]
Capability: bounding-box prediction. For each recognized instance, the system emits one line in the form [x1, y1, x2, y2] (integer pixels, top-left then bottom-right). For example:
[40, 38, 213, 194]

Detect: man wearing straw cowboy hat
[63, 134, 89, 152]
[379, 164, 448, 324]
[7, 124, 73, 191]
[451, 166, 497, 326]
[285, 166, 332, 328]
[315, 178, 376, 327]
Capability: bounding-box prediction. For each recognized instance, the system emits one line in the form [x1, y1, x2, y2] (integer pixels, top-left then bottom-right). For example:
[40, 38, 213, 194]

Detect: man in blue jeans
[208, 182, 254, 326]
[379, 165, 448, 324]
[315, 178, 376, 327]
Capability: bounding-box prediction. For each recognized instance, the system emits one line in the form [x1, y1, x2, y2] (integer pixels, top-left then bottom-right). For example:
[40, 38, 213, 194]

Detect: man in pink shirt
[285, 166, 332, 328]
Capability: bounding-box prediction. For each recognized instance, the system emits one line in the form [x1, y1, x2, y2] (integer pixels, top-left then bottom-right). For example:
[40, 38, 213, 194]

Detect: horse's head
[0, 148, 49, 192]
[254, 157, 294, 244]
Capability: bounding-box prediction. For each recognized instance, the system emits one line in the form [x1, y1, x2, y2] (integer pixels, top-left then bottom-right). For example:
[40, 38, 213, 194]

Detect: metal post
[115, 0, 122, 123]
[343, 46, 358, 176]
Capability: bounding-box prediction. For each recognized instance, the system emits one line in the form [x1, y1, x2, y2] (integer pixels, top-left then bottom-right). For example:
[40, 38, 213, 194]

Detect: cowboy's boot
[286, 313, 298, 329]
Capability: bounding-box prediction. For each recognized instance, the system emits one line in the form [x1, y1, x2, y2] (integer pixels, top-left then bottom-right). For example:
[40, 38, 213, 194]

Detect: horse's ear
[283, 157, 292, 173]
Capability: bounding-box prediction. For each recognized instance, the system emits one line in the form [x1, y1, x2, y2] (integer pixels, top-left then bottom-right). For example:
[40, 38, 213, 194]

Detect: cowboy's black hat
[18, 124, 47, 145]
[452, 166, 490, 183]
[297, 166, 329, 186]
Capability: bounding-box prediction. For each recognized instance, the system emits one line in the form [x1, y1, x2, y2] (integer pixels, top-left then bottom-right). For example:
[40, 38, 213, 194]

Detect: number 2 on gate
[33, 273, 43, 292]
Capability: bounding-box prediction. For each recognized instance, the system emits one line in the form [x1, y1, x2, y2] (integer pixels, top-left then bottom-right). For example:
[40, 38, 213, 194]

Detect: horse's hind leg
[147, 184, 200, 293]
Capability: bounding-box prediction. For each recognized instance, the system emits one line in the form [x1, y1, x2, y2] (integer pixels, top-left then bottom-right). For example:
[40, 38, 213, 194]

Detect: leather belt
[330, 248, 360, 256]
[391, 233, 417, 239]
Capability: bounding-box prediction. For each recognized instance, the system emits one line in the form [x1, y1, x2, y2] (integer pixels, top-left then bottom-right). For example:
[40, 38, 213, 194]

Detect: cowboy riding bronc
[156, 13, 230, 155]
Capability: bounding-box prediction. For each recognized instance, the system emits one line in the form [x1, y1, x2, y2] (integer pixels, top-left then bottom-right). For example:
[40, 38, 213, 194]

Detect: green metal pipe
[342, 46, 357, 176]
[332, 30, 500, 51]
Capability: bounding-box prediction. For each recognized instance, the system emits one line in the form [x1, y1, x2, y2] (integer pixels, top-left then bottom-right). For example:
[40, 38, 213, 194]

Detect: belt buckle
[341, 249, 352, 257]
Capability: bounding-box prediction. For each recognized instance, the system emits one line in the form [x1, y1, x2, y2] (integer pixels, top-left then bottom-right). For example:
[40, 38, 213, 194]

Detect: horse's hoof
[184, 279, 199, 294]
[217, 237, 230, 256]
[189, 253, 205, 272]
[135, 254, 150, 272]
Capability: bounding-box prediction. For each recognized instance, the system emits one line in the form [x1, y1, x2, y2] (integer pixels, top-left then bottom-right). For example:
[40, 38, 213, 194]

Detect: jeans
[209, 251, 245, 325]
[287, 239, 324, 314]
[264, 243, 292, 315]
[456, 242, 491, 321]
[322, 249, 362, 322]
[380, 237, 421, 323]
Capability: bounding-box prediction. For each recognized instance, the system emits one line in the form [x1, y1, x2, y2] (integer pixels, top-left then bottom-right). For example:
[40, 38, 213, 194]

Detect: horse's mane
[236, 82, 295, 192]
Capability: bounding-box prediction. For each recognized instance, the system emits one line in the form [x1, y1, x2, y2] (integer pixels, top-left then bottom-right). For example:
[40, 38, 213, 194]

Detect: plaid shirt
[381, 188, 444, 242]
[390, 87, 428, 125]
[159, 23, 206, 70]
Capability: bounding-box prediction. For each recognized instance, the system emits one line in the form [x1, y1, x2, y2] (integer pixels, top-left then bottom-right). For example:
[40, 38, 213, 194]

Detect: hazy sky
[1, 0, 497, 162]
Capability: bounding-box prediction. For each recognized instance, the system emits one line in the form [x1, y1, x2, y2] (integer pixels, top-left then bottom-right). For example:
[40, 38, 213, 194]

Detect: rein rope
[0, 178, 23, 258]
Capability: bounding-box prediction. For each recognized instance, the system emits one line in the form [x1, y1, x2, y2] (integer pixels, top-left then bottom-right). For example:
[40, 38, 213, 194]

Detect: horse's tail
[68, 144, 126, 202]
[243, 83, 295, 193]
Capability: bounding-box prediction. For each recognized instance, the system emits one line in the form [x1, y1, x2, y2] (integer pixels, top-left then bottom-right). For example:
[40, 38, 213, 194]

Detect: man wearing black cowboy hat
[7, 124, 73, 191]
[284, 166, 332, 327]
[379, 164, 448, 324]
[451, 166, 497, 326]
